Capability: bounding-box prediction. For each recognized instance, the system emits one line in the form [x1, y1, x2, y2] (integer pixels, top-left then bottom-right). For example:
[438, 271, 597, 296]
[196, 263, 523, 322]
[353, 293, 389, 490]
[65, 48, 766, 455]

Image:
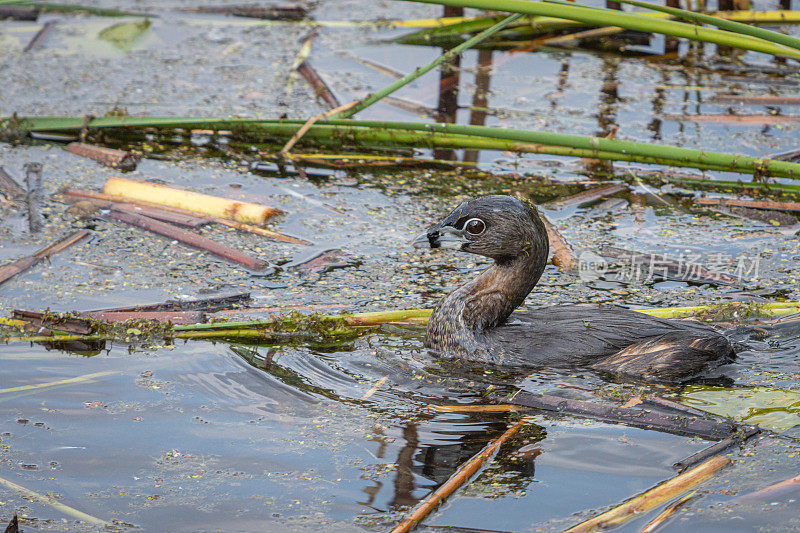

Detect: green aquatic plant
[682, 386, 800, 431]
[98, 19, 151, 51]
[4, 116, 800, 179]
[397, 0, 800, 57]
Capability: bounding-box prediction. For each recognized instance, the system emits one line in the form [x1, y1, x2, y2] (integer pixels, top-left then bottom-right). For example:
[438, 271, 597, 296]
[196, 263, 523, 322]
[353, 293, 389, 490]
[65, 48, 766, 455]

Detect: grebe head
[413, 195, 548, 263]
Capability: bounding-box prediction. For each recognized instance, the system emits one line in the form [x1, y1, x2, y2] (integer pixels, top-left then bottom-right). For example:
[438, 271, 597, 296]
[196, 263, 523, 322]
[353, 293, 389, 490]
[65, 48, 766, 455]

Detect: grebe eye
[464, 218, 486, 235]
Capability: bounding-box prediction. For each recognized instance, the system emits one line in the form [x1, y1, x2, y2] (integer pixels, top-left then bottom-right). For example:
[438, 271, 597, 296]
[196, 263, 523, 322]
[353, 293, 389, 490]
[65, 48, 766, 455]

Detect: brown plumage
[413, 195, 735, 382]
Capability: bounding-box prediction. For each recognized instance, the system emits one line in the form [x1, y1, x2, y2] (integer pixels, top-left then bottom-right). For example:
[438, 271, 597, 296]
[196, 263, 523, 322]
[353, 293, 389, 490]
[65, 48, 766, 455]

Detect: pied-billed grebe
[413, 195, 735, 382]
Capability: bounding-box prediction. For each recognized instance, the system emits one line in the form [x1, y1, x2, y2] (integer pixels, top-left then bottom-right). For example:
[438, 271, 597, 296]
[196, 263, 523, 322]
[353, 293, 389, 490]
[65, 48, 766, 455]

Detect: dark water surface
[2, 0, 800, 531]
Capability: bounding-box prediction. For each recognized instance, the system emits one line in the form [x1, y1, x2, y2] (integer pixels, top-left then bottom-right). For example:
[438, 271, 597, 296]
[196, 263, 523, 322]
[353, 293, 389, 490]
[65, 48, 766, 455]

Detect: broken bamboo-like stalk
[62, 189, 309, 245]
[90, 292, 251, 313]
[84, 310, 205, 324]
[103, 176, 282, 225]
[674, 426, 759, 472]
[428, 404, 521, 413]
[732, 474, 800, 503]
[639, 490, 700, 533]
[695, 197, 800, 213]
[391, 420, 526, 533]
[297, 61, 340, 110]
[505, 391, 735, 439]
[64, 195, 209, 228]
[564, 455, 731, 532]
[0, 230, 91, 287]
[64, 142, 139, 171]
[107, 208, 270, 270]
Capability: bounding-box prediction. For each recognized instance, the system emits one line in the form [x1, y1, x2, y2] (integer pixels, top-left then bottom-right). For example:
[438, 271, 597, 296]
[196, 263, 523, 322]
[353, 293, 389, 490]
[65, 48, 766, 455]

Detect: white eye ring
[464, 218, 486, 235]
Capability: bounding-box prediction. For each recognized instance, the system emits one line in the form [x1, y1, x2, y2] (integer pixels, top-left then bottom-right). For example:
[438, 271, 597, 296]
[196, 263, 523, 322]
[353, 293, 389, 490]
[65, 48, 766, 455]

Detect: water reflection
[463, 49, 493, 164]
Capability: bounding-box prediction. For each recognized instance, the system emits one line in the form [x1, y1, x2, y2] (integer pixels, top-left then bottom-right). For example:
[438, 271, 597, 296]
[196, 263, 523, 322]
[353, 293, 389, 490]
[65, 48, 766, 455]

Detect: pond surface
[2, 0, 800, 531]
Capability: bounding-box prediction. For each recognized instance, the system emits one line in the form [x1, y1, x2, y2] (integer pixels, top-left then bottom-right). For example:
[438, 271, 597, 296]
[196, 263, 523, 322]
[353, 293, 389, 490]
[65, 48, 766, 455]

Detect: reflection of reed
[464, 49, 494, 163]
[665, 0, 681, 53]
[597, 58, 620, 138]
[391, 422, 420, 507]
[434, 6, 464, 161]
[648, 72, 668, 140]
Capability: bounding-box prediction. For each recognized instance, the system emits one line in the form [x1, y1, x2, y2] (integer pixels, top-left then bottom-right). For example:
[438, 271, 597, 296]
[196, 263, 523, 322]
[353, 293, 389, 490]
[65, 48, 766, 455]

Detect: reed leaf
[338, 13, 523, 117]
[5, 302, 797, 344]
[397, 10, 800, 47]
[5, 115, 800, 178]
[399, 0, 800, 58]
[602, 0, 800, 51]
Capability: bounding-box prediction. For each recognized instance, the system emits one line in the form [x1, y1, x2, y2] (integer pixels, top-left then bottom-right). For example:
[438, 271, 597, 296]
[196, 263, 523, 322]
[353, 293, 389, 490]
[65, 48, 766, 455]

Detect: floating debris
[64, 142, 139, 171]
[0, 230, 90, 287]
[13, 309, 93, 334]
[502, 391, 735, 439]
[288, 248, 356, 276]
[391, 420, 527, 533]
[540, 213, 577, 271]
[64, 196, 210, 228]
[297, 61, 340, 110]
[673, 426, 760, 472]
[64, 188, 308, 244]
[0, 6, 38, 21]
[98, 19, 150, 51]
[0, 166, 25, 201]
[712, 94, 800, 105]
[104, 176, 282, 224]
[733, 474, 800, 504]
[663, 113, 800, 124]
[182, 4, 307, 21]
[107, 208, 270, 270]
[695, 196, 800, 213]
[23, 162, 43, 233]
[84, 310, 205, 325]
[23, 20, 56, 52]
[94, 292, 251, 313]
[565, 456, 731, 532]
[544, 183, 628, 209]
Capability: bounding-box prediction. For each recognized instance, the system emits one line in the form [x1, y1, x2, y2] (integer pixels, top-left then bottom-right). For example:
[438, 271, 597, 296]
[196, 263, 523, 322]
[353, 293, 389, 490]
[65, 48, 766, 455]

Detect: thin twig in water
[564, 456, 730, 532]
[0, 475, 108, 526]
[279, 101, 359, 156]
[0, 371, 119, 394]
[0, 230, 91, 287]
[428, 404, 520, 412]
[732, 474, 800, 503]
[640, 490, 701, 533]
[108, 208, 270, 270]
[391, 420, 526, 533]
[23, 20, 56, 52]
[361, 376, 388, 400]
